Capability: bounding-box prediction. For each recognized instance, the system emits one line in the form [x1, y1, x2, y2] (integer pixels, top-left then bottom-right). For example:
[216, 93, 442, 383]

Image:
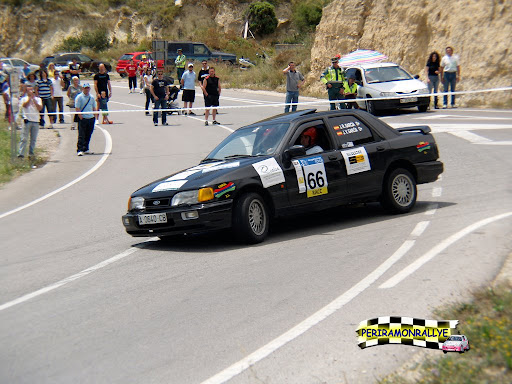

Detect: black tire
[233, 192, 269, 244]
[366, 97, 376, 115]
[459, 347, 464, 354]
[467, 343, 470, 351]
[418, 105, 428, 112]
[443, 351, 447, 354]
[381, 168, 417, 213]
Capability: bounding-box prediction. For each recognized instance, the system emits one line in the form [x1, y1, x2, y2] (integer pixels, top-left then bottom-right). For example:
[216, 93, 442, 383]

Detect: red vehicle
[116, 52, 163, 76]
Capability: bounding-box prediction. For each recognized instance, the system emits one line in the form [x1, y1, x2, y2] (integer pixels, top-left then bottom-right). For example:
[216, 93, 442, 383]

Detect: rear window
[120, 54, 133, 60]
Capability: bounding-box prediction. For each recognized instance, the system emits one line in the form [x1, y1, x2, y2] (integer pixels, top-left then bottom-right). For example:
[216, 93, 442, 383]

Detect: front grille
[145, 198, 171, 211]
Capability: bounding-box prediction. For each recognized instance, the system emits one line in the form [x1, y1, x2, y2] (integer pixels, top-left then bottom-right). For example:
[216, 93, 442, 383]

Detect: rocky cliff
[309, 0, 512, 107]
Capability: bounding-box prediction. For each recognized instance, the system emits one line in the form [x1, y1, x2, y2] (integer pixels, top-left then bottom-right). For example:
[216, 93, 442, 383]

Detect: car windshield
[448, 336, 462, 341]
[78, 54, 93, 62]
[120, 54, 134, 60]
[364, 66, 412, 83]
[204, 123, 290, 160]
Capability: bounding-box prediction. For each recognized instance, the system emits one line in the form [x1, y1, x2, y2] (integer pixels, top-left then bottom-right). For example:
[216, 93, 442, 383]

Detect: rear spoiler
[396, 125, 431, 134]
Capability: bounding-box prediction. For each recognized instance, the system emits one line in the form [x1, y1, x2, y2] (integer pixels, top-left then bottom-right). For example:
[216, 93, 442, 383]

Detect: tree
[247, 1, 278, 36]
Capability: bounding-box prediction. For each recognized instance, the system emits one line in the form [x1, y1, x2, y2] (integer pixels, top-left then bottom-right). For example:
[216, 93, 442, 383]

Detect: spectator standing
[283, 61, 304, 113]
[142, 67, 154, 116]
[75, 83, 98, 156]
[69, 58, 81, 79]
[25, 72, 37, 89]
[47, 62, 56, 78]
[425, 51, 441, 109]
[175, 48, 186, 83]
[440, 46, 460, 108]
[202, 67, 221, 125]
[22, 63, 31, 78]
[181, 63, 196, 115]
[126, 59, 138, 93]
[150, 69, 170, 126]
[51, 70, 66, 123]
[138, 55, 149, 92]
[35, 69, 54, 128]
[98, 91, 112, 124]
[94, 63, 112, 100]
[18, 86, 42, 158]
[67, 76, 82, 130]
[343, 75, 359, 109]
[320, 58, 346, 110]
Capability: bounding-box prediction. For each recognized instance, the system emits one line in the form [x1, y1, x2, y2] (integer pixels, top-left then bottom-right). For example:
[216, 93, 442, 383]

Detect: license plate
[400, 97, 417, 103]
[138, 213, 167, 225]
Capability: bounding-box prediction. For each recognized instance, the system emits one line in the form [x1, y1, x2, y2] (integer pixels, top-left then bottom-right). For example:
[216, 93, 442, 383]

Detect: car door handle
[376, 146, 386, 152]
[328, 155, 338, 160]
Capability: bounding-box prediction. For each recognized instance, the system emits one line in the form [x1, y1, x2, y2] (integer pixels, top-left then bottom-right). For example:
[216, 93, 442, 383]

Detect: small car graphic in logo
[442, 335, 470, 354]
[153, 200, 161, 206]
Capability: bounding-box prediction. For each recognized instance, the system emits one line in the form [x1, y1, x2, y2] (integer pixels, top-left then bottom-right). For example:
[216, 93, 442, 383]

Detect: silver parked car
[442, 334, 470, 353]
[0, 57, 39, 74]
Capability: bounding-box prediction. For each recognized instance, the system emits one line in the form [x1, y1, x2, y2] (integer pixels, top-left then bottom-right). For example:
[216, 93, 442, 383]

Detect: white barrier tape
[18, 86, 512, 117]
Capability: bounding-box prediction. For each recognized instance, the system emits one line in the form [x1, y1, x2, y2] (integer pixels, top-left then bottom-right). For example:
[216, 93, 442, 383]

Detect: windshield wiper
[201, 157, 223, 163]
[224, 154, 254, 159]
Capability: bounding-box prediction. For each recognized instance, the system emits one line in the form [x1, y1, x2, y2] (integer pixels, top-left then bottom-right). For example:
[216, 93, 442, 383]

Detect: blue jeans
[327, 87, 346, 110]
[428, 75, 440, 106]
[284, 91, 299, 113]
[443, 72, 457, 106]
[39, 97, 54, 126]
[18, 120, 39, 156]
[153, 98, 167, 124]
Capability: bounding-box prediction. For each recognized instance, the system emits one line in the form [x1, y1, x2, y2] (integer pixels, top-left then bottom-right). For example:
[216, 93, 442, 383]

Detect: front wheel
[233, 192, 269, 244]
[381, 168, 417, 213]
[366, 97, 376, 115]
[418, 104, 428, 112]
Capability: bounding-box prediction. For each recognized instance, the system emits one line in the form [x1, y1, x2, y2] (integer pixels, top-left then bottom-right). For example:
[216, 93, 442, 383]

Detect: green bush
[247, 1, 278, 36]
[59, 28, 110, 52]
[292, 0, 325, 33]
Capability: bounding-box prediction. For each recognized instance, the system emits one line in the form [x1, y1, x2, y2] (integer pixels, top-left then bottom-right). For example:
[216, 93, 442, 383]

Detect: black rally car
[122, 109, 443, 243]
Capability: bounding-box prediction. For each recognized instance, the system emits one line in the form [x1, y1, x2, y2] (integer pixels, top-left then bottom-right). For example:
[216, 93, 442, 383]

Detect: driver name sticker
[299, 156, 328, 198]
[335, 121, 363, 136]
[152, 180, 187, 192]
[292, 160, 306, 193]
[252, 158, 285, 188]
[341, 147, 371, 175]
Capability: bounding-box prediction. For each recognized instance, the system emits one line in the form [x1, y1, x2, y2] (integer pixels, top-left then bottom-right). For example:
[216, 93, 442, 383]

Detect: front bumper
[372, 96, 430, 110]
[415, 160, 444, 184]
[122, 200, 233, 237]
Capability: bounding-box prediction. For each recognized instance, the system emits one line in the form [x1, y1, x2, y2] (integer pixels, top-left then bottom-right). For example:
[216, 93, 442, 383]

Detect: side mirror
[284, 145, 306, 161]
[414, 75, 420, 79]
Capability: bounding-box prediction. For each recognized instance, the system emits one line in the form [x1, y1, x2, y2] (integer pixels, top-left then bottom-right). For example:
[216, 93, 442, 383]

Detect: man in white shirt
[51, 70, 66, 123]
[18, 86, 42, 158]
[440, 46, 461, 108]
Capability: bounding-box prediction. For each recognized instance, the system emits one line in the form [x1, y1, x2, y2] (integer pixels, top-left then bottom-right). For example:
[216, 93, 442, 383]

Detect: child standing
[98, 91, 113, 124]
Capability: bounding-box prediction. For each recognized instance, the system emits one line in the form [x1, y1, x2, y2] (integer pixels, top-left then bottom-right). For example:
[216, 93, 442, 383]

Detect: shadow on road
[136, 200, 456, 254]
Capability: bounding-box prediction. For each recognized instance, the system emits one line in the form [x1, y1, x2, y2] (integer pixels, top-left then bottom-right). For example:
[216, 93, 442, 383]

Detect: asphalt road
[1, 81, 511, 384]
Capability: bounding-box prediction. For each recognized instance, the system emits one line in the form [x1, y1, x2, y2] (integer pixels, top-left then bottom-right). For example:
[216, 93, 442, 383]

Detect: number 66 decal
[298, 156, 329, 198]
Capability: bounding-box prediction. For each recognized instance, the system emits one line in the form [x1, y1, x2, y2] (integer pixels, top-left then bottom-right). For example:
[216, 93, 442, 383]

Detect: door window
[289, 121, 333, 155]
[328, 115, 378, 148]
[193, 44, 209, 55]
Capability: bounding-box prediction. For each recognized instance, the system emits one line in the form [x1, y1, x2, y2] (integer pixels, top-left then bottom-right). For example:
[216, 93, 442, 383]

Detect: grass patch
[380, 284, 512, 384]
[0, 120, 48, 185]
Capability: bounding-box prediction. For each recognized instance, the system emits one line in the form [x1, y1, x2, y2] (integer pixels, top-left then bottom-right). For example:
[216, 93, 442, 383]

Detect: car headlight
[171, 188, 214, 206]
[128, 196, 145, 210]
[380, 92, 395, 97]
[417, 87, 429, 94]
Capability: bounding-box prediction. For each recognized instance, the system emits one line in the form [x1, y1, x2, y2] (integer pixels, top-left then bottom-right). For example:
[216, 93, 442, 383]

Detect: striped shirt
[36, 79, 53, 99]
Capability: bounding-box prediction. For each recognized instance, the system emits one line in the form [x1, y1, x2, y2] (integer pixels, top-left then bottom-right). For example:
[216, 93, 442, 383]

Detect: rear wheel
[381, 168, 417, 213]
[233, 192, 269, 244]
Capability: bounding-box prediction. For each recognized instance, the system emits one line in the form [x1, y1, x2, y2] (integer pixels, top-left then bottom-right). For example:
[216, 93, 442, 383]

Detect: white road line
[200, 240, 416, 384]
[0, 248, 138, 312]
[449, 131, 493, 144]
[0, 126, 113, 220]
[432, 187, 442, 198]
[410, 221, 430, 237]
[425, 203, 439, 215]
[417, 114, 509, 120]
[379, 212, 512, 289]
[390, 123, 512, 132]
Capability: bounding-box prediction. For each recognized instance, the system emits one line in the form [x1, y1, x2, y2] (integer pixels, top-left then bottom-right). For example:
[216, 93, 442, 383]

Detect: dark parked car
[122, 109, 443, 243]
[42, 53, 112, 73]
[166, 42, 237, 65]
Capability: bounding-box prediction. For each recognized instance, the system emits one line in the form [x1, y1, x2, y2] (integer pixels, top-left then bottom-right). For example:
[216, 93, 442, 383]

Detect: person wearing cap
[74, 83, 98, 156]
[181, 63, 196, 115]
[300, 127, 323, 155]
[320, 57, 346, 110]
[343, 75, 359, 109]
[175, 48, 186, 82]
